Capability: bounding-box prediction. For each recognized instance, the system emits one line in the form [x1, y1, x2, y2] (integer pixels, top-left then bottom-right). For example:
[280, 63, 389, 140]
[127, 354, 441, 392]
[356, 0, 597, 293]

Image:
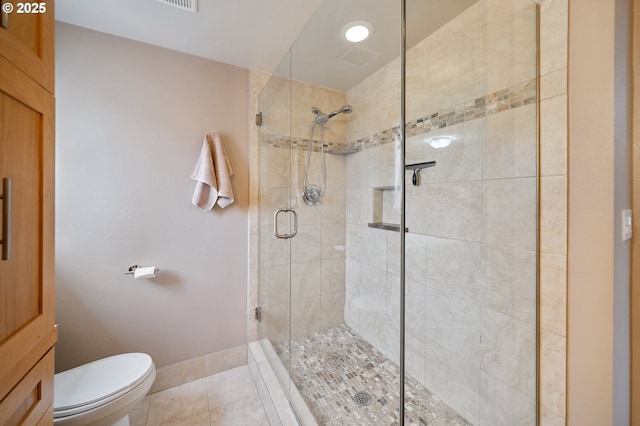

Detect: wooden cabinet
[0, 0, 55, 424]
[0, 350, 54, 425]
[0, 0, 54, 92]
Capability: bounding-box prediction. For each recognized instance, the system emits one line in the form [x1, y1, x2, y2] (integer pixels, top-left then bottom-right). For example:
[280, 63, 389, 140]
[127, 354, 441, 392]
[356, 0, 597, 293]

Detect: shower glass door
[404, 0, 539, 424]
[257, 0, 405, 421]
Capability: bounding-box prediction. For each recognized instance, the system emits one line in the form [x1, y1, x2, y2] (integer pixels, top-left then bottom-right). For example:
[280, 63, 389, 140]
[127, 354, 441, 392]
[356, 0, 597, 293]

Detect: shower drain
[352, 391, 373, 407]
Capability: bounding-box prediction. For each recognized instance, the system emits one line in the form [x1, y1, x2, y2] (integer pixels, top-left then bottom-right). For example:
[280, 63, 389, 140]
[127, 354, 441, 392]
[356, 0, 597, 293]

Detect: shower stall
[254, 0, 539, 424]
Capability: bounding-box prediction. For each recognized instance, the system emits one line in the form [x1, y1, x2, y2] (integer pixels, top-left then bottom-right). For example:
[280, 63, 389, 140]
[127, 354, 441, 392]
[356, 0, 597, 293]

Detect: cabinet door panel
[0, 91, 41, 339]
[0, 0, 54, 92]
[0, 55, 55, 402]
[0, 349, 54, 425]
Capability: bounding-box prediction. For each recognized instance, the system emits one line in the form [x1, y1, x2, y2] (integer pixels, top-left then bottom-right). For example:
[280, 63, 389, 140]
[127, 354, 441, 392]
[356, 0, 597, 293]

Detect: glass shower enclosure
[255, 0, 539, 424]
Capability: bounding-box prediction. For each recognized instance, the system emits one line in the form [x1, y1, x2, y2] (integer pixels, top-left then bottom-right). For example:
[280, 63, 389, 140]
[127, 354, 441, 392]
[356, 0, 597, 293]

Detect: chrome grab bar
[273, 208, 298, 239]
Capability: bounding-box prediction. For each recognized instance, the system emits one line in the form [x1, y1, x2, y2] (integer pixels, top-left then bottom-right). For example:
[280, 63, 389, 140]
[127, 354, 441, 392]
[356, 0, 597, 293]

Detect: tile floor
[131, 325, 469, 425]
[275, 324, 471, 426]
[130, 365, 270, 425]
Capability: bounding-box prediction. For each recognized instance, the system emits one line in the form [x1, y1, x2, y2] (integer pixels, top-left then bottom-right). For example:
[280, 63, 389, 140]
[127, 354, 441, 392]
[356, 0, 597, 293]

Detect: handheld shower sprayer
[303, 105, 353, 206]
[328, 104, 353, 118]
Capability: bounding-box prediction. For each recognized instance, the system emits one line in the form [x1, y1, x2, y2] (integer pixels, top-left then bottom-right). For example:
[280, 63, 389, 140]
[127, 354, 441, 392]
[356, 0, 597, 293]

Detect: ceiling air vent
[339, 46, 379, 68]
[156, 0, 198, 12]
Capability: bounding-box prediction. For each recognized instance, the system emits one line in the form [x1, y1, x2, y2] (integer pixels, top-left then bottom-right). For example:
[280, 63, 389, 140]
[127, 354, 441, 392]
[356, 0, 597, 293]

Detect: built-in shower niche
[367, 186, 407, 232]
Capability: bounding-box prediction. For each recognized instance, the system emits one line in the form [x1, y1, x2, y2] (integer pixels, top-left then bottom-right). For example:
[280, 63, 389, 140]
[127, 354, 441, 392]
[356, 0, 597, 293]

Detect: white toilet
[53, 353, 156, 426]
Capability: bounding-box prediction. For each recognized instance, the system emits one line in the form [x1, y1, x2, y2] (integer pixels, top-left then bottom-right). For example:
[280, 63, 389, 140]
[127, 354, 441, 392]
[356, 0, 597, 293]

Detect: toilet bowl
[54, 353, 156, 426]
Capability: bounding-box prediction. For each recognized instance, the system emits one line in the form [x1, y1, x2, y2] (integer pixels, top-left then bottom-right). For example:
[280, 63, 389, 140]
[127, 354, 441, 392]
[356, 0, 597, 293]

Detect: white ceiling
[55, 0, 323, 75]
[55, 0, 477, 92]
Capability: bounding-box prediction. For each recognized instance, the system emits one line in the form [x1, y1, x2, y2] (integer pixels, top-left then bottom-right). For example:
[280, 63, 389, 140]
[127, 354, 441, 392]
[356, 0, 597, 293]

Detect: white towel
[190, 133, 234, 211]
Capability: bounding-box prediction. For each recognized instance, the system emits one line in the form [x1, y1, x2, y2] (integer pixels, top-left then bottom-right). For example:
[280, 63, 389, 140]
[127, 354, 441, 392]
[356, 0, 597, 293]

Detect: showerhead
[311, 105, 353, 125]
[311, 107, 329, 125]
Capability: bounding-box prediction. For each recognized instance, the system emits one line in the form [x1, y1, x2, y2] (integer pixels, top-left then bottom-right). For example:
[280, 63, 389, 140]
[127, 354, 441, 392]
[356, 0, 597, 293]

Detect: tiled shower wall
[537, 0, 568, 423]
[248, 0, 568, 424]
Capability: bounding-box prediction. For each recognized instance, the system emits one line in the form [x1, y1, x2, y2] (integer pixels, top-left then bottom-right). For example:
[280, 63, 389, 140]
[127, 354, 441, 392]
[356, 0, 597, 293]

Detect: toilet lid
[54, 353, 154, 416]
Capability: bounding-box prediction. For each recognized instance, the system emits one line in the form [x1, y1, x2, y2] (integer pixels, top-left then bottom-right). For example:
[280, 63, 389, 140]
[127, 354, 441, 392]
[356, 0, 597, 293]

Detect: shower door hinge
[255, 112, 263, 126]
[255, 306, 262, 322]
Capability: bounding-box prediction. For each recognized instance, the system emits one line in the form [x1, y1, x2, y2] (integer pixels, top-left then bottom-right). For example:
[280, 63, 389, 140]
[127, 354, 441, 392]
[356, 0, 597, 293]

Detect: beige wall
[567, 0, 632, 424]
[55, 23, 250, 371]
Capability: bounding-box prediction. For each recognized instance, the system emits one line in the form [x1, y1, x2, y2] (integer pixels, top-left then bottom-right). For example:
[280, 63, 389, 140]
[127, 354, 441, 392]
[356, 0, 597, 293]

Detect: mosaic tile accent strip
[343, 126, 402, 155]
[274, 324, 472, 426]
[259, 133, 352, 155]
[259, 78, 537, 156]
[403, 79, 537, 141]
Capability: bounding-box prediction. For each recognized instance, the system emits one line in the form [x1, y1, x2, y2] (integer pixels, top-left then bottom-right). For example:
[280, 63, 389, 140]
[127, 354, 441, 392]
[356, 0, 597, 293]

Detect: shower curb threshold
[248, 340, 318, 426]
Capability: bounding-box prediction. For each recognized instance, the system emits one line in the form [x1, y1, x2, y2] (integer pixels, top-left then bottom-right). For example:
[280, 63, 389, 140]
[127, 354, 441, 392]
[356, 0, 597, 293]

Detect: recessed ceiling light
[342, 21, 374, 43]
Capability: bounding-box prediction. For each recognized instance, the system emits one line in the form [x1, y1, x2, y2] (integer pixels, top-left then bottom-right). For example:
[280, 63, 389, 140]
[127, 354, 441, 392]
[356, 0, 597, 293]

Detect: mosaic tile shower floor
[274, 324, 472, 426]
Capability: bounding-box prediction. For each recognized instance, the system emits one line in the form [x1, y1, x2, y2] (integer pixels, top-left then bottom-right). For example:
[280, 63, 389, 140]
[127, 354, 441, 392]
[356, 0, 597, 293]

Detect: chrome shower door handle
[273, 208, 298, 239]
[1, 178, 12, 260]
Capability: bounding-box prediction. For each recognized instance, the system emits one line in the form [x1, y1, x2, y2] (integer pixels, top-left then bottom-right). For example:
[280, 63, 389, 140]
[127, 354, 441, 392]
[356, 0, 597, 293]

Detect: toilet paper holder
[124, 265, 160, 275]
